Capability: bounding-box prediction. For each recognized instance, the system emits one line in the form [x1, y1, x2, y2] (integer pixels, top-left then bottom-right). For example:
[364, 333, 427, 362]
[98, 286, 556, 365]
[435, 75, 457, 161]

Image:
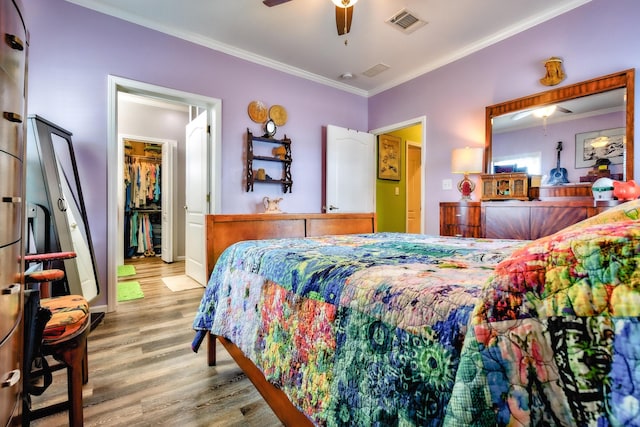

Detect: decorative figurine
[613, 180, 640, 201]
[539, 57, 566, 86]
[263, 197, 283, 214]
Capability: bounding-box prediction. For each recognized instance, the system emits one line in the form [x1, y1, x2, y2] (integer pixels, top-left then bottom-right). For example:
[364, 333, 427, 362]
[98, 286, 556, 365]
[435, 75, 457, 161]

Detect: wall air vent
[362, 63, 390, 78]
[386, 9, 427, 34]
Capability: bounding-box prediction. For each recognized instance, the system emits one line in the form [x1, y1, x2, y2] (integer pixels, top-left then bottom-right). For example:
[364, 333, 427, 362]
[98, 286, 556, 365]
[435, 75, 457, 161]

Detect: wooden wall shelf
[246, 129, 292, 193]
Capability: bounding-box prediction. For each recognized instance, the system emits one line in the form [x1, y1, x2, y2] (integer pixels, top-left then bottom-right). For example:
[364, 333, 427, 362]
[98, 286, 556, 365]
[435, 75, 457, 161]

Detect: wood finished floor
[30, 257, 283, 427]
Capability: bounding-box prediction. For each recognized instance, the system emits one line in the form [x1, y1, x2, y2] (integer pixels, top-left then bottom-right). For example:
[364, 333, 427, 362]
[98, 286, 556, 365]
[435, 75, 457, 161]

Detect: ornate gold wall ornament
[539, 57, 566, 86]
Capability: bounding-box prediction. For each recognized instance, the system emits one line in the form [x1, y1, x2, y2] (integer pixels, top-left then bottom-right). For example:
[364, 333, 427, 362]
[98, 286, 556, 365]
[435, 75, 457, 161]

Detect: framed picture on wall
[378, 136, 401, 181]
[575, 127, 625, 168]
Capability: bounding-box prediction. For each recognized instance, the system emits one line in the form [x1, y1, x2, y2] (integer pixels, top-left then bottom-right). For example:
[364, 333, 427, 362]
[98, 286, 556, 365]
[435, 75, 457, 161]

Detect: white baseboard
[90, 304, 108, 313]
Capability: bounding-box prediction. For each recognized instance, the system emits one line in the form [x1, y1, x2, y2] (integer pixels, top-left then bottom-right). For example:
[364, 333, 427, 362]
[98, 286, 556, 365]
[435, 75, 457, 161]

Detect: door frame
[370, 116, 427, 234]
[405, 140, 422, 233]
[107, 75, 222, 312]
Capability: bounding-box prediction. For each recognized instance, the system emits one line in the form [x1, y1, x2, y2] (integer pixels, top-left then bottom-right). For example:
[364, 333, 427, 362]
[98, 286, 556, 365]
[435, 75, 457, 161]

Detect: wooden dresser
[205, 213, 377, 279]
[0, 0, 28, 424]
[440, 200, 619, 240]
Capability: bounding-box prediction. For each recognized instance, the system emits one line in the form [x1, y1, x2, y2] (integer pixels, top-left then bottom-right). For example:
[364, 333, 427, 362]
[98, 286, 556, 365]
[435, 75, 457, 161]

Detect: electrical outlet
[395, 187, 400, 196]
[442, 179, 453, 190]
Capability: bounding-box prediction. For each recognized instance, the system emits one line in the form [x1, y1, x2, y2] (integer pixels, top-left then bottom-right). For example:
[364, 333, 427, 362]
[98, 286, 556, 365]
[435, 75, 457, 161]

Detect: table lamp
[451, 147, 484, 200]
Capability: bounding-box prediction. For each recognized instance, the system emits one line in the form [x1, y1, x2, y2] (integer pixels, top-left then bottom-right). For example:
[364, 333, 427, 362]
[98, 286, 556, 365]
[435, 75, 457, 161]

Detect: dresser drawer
[0, 152, 22, 246]
[0, 324, 22, 426]
[0, 242, 21, 341]
[483, 205, 530, 240]
[0, 0, 27, 88]
[0, 69, 25, 159]
[439, 202, 481, 237]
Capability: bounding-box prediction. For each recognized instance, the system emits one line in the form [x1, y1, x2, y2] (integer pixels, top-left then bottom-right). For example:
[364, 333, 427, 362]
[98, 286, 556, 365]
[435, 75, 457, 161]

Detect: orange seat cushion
[41, 295, 90, 345]
[25, 269, 66, 283]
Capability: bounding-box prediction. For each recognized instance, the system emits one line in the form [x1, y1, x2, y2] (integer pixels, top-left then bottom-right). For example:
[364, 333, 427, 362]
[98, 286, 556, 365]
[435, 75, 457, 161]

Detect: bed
[193, 200, 640, 426]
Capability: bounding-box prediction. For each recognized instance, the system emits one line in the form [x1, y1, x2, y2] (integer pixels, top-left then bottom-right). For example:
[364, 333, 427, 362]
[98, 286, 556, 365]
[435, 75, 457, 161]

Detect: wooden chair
[23, 252, 90, 427]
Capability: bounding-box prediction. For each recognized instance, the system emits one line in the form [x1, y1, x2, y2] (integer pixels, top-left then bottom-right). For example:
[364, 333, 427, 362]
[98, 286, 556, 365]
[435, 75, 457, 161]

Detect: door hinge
[206, 193, 210, 203]
[207, 125, 211, 134]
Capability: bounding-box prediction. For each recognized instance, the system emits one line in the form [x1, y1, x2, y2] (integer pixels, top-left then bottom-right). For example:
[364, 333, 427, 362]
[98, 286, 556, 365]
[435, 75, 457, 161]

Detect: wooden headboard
[205, 213, 377, 280]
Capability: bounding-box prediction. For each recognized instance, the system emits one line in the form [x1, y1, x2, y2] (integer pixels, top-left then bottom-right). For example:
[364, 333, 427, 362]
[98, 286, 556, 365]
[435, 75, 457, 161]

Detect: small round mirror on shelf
[264, 119, 277, 138]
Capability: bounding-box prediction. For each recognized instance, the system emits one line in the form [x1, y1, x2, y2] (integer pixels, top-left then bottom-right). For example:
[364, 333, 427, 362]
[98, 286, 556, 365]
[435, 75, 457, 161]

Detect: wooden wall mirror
[486, 69, 635, 183]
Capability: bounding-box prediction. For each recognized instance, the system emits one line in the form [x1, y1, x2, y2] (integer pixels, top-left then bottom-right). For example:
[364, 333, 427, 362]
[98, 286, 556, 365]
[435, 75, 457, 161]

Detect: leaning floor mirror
[25, 115, 99, 303]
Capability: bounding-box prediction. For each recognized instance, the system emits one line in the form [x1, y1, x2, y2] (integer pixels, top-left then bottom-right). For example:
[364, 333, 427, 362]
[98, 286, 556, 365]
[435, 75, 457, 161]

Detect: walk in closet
[124, 140, 163, 258]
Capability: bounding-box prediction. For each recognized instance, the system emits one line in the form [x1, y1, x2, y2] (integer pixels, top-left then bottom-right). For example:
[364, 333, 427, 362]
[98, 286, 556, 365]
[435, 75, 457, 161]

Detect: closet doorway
[120, 137, 177, 265]
[107, 76, 222, 312]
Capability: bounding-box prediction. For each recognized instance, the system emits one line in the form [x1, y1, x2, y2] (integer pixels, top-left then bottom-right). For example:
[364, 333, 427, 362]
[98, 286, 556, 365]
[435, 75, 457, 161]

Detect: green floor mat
[117, 264, 136, 277]
[117, 281, 144, 302]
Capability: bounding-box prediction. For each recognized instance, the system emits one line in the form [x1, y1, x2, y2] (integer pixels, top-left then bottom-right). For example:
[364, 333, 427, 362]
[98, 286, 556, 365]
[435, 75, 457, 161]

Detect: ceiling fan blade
[336, 5, 353, 36]
[512, 110, 533, 120]
[262, 0, 292, 6]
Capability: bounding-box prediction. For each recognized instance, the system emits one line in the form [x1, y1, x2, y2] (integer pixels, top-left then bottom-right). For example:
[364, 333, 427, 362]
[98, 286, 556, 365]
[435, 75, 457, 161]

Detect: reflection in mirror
[26, 115, 100, 302]
[486, 69, 635, 184]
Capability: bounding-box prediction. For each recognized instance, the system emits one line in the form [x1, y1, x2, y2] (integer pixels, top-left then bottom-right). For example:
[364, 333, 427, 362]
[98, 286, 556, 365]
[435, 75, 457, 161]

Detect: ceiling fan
[263, 0, 356, 36]
[511, 104, 572, 121]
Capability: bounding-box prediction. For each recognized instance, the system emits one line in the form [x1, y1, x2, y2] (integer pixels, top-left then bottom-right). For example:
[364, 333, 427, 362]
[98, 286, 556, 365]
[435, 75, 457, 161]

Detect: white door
[325, 125, 375, 213]
[185, 111, 208, 284]
[161, 141, 176, 262]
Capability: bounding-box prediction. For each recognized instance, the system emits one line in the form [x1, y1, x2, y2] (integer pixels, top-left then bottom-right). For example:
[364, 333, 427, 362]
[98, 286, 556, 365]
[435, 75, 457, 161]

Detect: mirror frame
[485, 69, 635, 180]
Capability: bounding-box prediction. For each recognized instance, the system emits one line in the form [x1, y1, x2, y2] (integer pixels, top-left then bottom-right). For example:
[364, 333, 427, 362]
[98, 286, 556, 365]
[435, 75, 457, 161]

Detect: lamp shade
[451, 147, 484, 174]
[331, 0, 358, 7]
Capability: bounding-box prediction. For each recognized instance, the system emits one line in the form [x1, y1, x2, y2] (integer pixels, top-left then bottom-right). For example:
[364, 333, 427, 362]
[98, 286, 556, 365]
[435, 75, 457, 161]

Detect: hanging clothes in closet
[124, 146, 162, 258]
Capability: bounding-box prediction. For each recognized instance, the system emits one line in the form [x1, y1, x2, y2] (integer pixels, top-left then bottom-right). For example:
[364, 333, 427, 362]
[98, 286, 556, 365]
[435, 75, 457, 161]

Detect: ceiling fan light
[591, 136, 609, 148]
[331, 0, 358, 8]
[533, 105, 556, 118]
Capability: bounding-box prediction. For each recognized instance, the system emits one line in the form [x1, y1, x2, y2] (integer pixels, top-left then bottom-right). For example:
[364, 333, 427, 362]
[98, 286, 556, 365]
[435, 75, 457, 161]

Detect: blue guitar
[548, 141, 569, 185]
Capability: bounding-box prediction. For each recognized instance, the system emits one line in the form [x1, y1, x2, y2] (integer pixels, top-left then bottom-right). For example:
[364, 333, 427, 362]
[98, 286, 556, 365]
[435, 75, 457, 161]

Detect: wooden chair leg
[49, 325, 89, 427]
[82, 339, 89, 385]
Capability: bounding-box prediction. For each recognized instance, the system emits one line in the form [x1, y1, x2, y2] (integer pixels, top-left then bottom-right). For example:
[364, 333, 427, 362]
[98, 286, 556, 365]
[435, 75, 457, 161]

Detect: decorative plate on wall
[248, 101, 268, 123]
[269, 105, 288, 126]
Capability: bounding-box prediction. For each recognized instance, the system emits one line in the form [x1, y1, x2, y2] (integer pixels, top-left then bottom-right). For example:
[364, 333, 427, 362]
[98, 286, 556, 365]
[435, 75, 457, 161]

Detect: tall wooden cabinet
[0, 0, 28, 424]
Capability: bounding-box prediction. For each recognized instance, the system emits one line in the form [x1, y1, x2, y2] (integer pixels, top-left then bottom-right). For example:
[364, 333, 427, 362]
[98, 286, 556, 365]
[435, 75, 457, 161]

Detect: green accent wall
[376, 125, 422, 232]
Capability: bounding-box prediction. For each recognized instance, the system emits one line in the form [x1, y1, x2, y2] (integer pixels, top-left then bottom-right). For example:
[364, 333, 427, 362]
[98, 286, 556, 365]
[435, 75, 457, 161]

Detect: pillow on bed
[474, 216, 640, 323]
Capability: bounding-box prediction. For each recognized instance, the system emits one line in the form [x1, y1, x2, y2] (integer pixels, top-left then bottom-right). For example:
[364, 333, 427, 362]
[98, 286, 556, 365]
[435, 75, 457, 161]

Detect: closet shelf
[130, 208, 161, 213]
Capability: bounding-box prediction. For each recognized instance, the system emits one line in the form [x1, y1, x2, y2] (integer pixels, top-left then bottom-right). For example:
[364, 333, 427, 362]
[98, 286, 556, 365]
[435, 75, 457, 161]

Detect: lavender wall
[23, 0, 367, 307]
[369, 0, 640, 234]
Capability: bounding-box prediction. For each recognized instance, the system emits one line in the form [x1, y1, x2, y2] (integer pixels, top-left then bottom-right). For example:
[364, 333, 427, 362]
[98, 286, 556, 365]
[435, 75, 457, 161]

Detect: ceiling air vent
[386, 9, 427, 34]
[362, 63, 390, 78]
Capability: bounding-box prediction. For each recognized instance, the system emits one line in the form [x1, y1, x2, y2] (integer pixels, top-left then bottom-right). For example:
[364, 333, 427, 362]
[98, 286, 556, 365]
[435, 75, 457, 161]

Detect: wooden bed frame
[203, 213, 376, 426]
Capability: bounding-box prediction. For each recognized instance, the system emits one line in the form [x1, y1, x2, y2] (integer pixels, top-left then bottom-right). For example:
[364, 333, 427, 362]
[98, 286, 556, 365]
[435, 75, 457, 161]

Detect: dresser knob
[1, 283, 20, 295]
[4, 33, 24, 51]
[3, 112, 22, 123]
[1, 369, 21, 388]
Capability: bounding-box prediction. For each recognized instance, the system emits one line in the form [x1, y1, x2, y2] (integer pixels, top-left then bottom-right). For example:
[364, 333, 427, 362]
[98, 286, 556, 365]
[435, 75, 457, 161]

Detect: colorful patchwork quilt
[193, 200, 640, 426]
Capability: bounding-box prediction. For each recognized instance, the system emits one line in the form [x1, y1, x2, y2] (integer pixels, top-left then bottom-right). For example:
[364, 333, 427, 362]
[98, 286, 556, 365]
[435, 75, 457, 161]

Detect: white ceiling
[66, 0, 591, 97]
